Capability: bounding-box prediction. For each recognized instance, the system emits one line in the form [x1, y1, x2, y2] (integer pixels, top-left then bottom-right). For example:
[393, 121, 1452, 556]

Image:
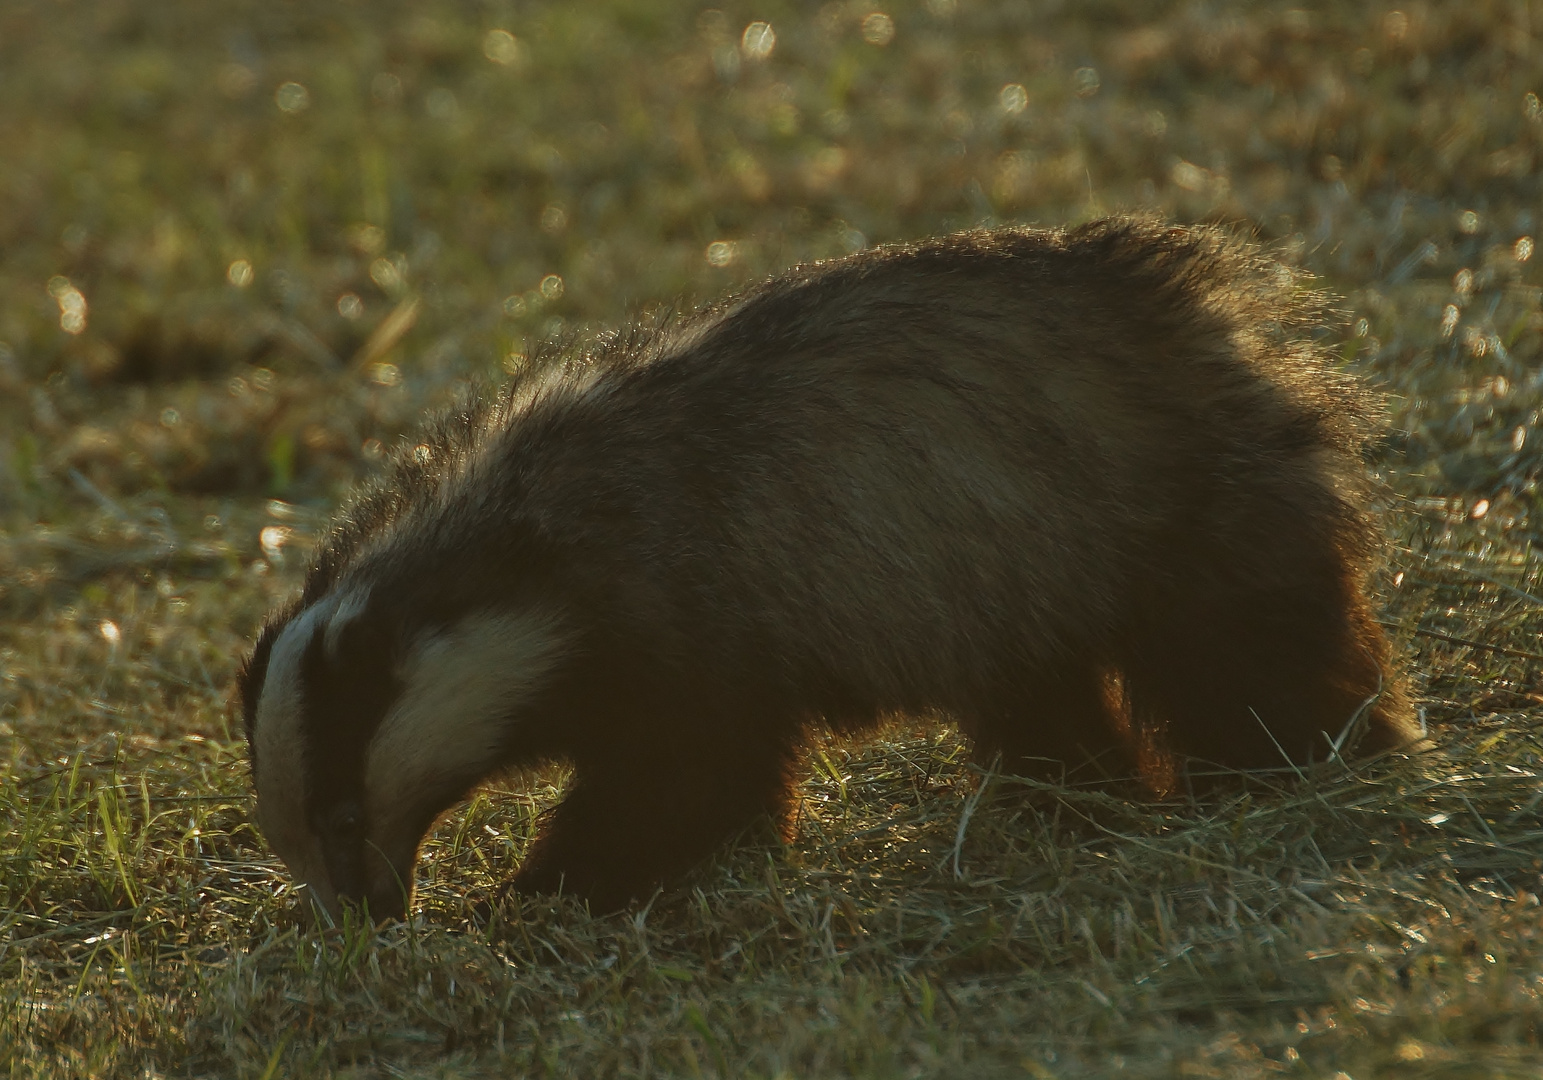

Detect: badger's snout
[304, 801, 411, 922]
[315, 801, 369, 896]
[283, 815, 414, 925]
[294, 880, 408, 927]
[310, 875, 410, 926]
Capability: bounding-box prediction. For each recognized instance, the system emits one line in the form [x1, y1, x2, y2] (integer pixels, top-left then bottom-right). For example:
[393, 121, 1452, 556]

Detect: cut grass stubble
[3, 691, 1542, 1076]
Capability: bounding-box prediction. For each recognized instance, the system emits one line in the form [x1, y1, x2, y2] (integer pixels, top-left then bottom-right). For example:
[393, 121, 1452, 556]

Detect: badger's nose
[361, 887, 409, 922]
[305, 888, 406, 927]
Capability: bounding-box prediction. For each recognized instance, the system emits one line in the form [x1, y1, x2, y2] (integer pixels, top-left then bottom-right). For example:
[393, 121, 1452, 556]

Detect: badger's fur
[238, 218, 1420, 919]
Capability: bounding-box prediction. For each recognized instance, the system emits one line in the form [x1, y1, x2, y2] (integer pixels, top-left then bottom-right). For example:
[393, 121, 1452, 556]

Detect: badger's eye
[323, 801, 366, 840]
[316, 800, 371, 900]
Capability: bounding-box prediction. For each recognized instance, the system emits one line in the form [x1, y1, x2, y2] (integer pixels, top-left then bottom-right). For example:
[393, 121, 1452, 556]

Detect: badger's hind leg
[512, 728, 800, 911]
[1118, 517, 1416, 782]
[965, 665, 1138, 782]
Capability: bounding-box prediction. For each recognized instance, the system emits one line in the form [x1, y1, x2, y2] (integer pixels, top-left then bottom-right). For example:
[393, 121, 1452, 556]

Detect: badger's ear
[317, 591, 408, 700]
[322, 588, 378, 660]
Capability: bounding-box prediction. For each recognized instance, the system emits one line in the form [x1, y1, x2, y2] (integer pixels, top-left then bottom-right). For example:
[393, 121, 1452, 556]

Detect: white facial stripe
[253, 600, 328, 893]
[363, 610, 568, 838]
[252, 587, 371, 903]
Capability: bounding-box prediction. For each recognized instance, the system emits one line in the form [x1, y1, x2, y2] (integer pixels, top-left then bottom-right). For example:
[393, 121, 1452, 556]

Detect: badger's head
[238, 585, 567, 922]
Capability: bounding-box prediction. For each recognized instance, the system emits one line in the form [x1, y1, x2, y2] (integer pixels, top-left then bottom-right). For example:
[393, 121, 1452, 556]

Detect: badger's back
[322, 220, 1364, 716]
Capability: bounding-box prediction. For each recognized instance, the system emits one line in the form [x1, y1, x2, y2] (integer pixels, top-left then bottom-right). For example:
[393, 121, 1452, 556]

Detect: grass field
[3, 0, 1543, 1075]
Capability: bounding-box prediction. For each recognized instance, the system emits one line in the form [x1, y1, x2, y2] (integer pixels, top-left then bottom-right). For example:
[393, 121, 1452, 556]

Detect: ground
[2, 0, 1542, 1076]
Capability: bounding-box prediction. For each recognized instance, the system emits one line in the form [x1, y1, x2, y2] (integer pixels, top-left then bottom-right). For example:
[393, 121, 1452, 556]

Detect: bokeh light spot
[540, 205, 569, 234]
[741, 22, 776, 60]
[483, 29, 527, 68]
[349, 224, 386, 256]
[368, 362, 402, 387]
[370, 257, 405, 296]
[274, 82, 310, 113]
[227, 259, 254, 288]
[1171, 161, 1207, 192]
[259, 526, 291, 560]
[48, 277, 87, 334]
[861, 13, 895, 46]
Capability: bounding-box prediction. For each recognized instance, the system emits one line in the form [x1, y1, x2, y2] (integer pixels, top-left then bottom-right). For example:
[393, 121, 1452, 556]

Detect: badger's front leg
[512, 735, 799, 911]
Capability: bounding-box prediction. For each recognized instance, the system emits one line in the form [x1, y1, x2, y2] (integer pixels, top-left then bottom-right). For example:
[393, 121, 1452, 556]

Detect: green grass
[3, 0, 1543, 1075]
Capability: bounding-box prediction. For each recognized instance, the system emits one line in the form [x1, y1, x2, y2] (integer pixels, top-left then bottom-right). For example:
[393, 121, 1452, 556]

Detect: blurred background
[3, 0, 1540, 508]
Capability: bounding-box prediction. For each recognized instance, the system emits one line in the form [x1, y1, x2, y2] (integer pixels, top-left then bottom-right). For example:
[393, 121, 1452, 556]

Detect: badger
[238, 218, 1420, 920]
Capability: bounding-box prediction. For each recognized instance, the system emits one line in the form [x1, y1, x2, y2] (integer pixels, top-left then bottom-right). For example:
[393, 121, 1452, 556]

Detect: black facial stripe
[295, 598, 405, 836]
